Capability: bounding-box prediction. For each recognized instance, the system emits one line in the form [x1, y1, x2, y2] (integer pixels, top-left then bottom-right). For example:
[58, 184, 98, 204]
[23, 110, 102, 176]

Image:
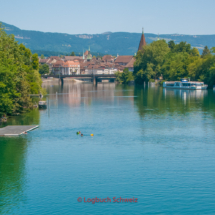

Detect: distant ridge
[1, 21, 215, 55]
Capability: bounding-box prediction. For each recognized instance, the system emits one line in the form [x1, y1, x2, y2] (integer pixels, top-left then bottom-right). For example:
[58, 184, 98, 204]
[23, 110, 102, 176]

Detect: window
[182, 83, 190, 86]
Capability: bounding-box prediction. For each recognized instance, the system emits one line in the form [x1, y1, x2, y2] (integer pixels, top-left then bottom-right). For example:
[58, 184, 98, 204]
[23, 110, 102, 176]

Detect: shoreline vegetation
[116, 40, 215, 86]
[0, 24, 45, 117]
[133, 40, 215, 87]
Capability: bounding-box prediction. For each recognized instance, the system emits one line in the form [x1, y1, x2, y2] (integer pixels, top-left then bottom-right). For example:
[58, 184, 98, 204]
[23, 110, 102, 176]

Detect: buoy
[91, 134, 94, 136]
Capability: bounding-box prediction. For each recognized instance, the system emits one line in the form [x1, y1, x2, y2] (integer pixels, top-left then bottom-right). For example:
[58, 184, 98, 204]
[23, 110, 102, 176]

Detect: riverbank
[42, 77, 83, 83]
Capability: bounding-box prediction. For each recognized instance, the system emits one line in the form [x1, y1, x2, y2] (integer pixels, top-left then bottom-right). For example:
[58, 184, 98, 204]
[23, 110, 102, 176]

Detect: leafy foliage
[0, 24, 43, 115]
[39, 64, 49, 75]
[115, 68, 134, 84]
[134, 39, 215, 88]
[201, 46, 211, 58]
[134, 40, 169, 84]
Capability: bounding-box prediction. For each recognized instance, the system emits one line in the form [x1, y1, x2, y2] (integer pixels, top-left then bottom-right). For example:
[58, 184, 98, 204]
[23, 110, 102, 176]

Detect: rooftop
[115, 55, 133, 63]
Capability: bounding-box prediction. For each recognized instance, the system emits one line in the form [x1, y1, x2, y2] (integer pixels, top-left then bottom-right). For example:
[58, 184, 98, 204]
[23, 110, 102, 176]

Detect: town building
[115, 55, 134, 66]
[64, 56, 83, 61]
[83, 47, 92, 60]
[52, 60, 80, 75]
[125, 57, 135, 72]
[39, 56, 62, 74]
[40, 30, 147, 75]
[85, 64, 117, 74]
[102, 55, 115, 63]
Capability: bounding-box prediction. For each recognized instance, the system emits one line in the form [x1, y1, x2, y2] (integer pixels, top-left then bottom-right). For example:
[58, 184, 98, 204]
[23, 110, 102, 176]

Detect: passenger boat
[38, 101, 47, 109]
[163, 79, 207, 90]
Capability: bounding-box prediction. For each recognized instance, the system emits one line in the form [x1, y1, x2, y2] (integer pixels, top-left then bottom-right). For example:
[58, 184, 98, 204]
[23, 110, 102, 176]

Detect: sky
[1, 0, 215, 35]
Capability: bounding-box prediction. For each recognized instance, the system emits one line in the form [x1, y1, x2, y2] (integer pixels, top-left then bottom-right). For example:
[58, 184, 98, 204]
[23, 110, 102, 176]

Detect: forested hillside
[2, 21, 215, 56]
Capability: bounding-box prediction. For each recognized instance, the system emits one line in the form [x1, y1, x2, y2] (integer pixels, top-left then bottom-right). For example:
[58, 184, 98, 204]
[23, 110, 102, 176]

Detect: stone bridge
[42, 74, 116, 85]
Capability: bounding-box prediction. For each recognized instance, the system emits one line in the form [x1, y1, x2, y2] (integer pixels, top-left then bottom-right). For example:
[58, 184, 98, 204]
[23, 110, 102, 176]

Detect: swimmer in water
[81, 134, 83, 137]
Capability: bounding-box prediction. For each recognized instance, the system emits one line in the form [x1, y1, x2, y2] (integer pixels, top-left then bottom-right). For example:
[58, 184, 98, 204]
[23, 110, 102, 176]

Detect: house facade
[52, 60, 80, 75]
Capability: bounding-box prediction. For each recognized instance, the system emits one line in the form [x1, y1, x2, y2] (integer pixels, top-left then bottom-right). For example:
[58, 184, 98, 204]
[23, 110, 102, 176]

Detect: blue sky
[1, 0, 215, 35]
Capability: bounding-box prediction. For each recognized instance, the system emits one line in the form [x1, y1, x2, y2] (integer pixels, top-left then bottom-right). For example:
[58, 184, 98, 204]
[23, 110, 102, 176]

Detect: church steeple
[138, 27, 146, 51]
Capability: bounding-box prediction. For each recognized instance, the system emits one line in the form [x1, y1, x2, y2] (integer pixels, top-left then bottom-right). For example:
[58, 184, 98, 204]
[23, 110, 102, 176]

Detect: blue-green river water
[1, 82, 215, 214]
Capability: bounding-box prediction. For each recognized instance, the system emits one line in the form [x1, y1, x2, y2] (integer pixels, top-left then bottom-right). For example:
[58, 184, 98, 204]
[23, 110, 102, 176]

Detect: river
[1, 82, 215, 214]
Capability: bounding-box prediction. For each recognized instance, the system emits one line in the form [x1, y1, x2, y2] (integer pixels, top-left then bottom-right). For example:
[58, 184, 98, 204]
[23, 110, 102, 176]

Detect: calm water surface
[1, 82, 215, 214]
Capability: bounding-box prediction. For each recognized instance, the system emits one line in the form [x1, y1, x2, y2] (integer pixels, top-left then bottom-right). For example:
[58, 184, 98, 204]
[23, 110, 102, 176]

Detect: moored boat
[163, 79, 207, 90]
[38, 101, 47, 109]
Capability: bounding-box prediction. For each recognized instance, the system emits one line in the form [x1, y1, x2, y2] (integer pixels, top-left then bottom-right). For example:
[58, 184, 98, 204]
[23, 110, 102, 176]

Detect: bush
[159, 80, 166, 86]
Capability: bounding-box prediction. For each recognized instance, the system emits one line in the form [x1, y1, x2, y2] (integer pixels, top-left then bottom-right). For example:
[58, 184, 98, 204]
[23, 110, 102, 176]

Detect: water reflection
[134, 85, 215, 117]
[0, 109, 40, 128]
[163, 88, 208, 100]
[0, 137, 27, 215]
[44, 82, 134, 108]
[0, 110, 40, 214]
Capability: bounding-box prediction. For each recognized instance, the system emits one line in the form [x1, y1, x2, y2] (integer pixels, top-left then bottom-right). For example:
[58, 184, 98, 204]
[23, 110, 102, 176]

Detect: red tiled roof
[53, 60, 64, 67]
[49, 56, 61, 60]
[115, 55, 133, 63]
[63, 60, 80, 67]
[39, 59, 48, 63]
[102, 55, 114, 61]
[53, 60, 80, 68]
[64, 56, 83, 61]
[125, 57, 135, 68]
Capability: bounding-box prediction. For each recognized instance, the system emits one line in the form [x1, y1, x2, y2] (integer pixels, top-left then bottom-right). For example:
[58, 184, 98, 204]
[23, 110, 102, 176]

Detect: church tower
[138, 28, 146, 51]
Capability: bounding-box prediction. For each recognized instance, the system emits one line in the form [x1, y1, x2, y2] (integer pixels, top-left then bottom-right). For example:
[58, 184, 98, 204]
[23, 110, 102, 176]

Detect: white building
[85, 64, 118, 74]
[52, 60, 80, 75]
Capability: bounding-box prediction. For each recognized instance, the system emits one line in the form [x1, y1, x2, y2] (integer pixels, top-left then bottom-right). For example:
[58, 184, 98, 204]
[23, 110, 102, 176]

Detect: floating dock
[0, 125, 39, 136]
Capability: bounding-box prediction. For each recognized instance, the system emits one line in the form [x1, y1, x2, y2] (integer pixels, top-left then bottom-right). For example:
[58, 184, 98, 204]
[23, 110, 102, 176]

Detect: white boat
[38, 101, 47, 109]
[163, 79, 207, 90]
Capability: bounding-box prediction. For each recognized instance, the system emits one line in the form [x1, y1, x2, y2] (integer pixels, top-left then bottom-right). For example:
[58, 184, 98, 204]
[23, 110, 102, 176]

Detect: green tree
[134, 40, 170, 84]
[168, 40, 175, 51]
[121, 68, 134, 84]
[70, 51, 75, 56]
[115, 69, 134, 84]
[39, 64, 49, 75]
[40, 54, 45, 59]
[210, 47, 215, 54]
[201, 46, 211, 58]
[162, 52, 189, 80]
[0, 23, 43, 115]
[174, 42, 191, 53]
[115, 71, 122, 83]
[190, 48, 200, 57]
[32, 53, 39, 70]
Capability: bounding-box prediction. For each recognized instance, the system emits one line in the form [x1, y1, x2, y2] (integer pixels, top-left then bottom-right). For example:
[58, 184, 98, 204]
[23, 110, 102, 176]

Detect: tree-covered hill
[1, 21, 215, 56]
